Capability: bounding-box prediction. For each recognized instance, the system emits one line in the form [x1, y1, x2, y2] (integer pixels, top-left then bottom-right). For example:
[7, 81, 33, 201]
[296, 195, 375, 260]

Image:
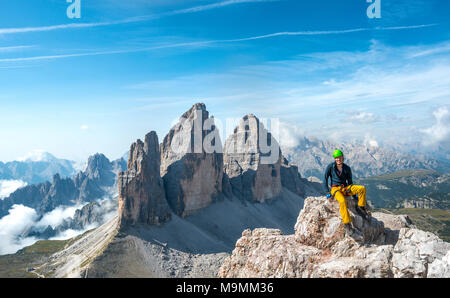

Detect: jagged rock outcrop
[84, 153, 116, 186]
[294, 196, 385, 248]
[280, 157, 306, 197]
[223, 114, 282, 202]
[118, 131, 171, 228]
[218, 196, 450, 278]
[160, 103, 224, 217]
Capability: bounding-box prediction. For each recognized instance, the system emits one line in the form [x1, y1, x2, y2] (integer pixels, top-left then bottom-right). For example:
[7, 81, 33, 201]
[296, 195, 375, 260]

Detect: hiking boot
[344, 223, 355, 236]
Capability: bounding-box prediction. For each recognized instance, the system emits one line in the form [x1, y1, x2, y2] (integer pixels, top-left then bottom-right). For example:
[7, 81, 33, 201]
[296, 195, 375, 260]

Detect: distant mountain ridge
[356, 170, 450, 210]
[0, 153, 127, 241]
[282, 135, 450, 179]
[0, 152, 77, 185]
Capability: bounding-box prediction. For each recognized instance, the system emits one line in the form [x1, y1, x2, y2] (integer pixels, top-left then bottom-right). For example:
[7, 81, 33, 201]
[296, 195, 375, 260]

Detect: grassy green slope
[374, 208, 450, 242]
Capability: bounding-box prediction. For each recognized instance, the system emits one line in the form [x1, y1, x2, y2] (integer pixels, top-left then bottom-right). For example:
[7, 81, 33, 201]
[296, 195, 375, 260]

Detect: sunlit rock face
[160, 103, 224, 217]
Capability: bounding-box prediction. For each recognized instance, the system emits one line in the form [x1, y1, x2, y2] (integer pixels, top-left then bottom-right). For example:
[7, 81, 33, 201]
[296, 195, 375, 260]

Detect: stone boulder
[223, 114, 282, 202]
[392, 228, 450, 278]
[160, 103, 224, 217]
[217, 229, 321, 278]
[294, 196, 385, 248]
[118, 131, 171, 228]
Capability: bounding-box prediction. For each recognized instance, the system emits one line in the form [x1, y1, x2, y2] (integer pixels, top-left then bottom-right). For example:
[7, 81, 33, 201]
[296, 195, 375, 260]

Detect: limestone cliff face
[280, 156, 306, 197]
[218, 196, 450, 278]
[118, 131, 171, 228]
[160, 103, 224, 217]
[223, 114, 282, 202]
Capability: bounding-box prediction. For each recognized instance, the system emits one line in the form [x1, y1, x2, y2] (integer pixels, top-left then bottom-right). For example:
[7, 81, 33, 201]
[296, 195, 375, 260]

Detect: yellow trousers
[330, 185, 367, 224]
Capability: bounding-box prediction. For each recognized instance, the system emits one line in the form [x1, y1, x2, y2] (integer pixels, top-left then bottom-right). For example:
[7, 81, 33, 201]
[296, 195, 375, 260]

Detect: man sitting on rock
[323, 149, 370, 235]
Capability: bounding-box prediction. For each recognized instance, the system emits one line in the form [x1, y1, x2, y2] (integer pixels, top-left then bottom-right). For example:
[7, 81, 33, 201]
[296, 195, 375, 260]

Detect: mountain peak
[118, 131, 171, 228]
[17, 150, 57, 163]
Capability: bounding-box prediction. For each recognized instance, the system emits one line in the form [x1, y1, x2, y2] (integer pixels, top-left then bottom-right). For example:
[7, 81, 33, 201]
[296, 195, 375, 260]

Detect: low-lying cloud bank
[0, 180, 28, 199]
[0, 197, 117, 255]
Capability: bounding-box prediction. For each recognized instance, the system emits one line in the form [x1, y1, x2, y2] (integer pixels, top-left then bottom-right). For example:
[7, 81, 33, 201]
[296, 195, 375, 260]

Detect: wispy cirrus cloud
[165, 0, 277, 15]
[121, 39, 450, 147]
[0, 45, 35, 52]
[0, 24, 437, 63]
[0, 0, 277, 36]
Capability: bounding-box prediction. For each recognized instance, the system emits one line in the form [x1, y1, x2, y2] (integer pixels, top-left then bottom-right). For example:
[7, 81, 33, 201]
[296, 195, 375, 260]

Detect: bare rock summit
[218, 196, 450, 278]
[118, 131, 171, 228]
[160, 103, 225, 217]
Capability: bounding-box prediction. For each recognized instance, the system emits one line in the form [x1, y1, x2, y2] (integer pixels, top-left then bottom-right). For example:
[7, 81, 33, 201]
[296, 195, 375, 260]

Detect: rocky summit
[160, 103, 225, 217]
[223, 114, 283, 202]
[118, 131, 171, 228]
[218, 196, 450, 278]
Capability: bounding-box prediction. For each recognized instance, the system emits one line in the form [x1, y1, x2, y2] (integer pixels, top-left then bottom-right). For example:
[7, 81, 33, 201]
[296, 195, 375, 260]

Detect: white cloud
[0, 197, 115, 255]
[0, 0, 276, 36]
[0, 24, 436, 63]
[420, 106, 450, 145]
[0, 204, 38, 255]
[49, 229, 86, 241]
[364, 134, 379, 148]
[35, 204, 86, 230]
[348, 112, 379, 123]
[166, 0, 276, 15]
[277, 121, 305, 149]
[0, 46, 35, 52]
[80, 125, 89, 130]
[0, 180, 28, 199]
[17, 149, 56, 162]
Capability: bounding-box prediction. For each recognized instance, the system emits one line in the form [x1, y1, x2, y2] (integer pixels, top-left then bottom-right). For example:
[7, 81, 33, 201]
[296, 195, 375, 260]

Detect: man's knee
[334, 192, 346, 204]
[356, 185, 366, 193]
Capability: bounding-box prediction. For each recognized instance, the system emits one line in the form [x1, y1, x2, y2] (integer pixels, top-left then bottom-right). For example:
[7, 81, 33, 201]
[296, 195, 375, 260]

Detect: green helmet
[333, 149, 344, 158]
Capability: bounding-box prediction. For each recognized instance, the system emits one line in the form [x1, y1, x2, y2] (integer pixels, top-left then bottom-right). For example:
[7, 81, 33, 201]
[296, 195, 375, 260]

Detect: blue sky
[0, 0, 449, 163]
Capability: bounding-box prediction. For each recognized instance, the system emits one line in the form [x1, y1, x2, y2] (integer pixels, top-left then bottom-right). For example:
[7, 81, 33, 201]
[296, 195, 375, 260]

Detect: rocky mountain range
[5, 103, 447, 278]
[282, 135, 450, 179]
[117, 103, 307, 229]
[0, 153, 125, 218]
[0, 153, 127, 242]
[17, 103, 319, 277]
[0, 152, 77, 185]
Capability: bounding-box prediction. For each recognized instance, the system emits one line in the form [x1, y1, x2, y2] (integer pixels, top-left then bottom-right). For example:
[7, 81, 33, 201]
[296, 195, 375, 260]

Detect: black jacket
[322, 162, 353, 194]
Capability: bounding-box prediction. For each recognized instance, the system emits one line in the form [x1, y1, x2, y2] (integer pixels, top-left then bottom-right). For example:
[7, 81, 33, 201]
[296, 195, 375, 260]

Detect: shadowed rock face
[160, 103, 224, 217]
[118, 131, 171, 228]
[223, 114, 282, 202]
[280, 156, 305, 197]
